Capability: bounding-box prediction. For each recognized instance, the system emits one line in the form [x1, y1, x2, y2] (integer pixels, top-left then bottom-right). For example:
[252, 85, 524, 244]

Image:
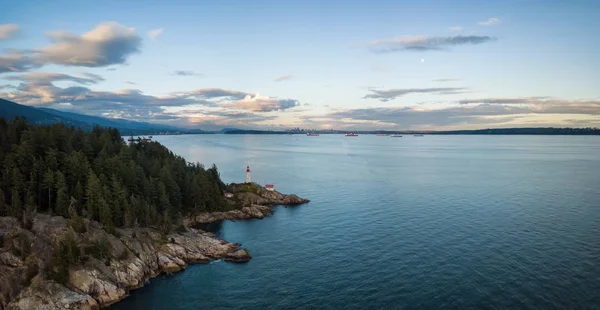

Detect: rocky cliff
[0, 185, 308, 309]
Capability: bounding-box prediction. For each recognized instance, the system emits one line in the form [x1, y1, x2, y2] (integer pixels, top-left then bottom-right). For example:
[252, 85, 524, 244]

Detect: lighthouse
[245, 166, 251, 184]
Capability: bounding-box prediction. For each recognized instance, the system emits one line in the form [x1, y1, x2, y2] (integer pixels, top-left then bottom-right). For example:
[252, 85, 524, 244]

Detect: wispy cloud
[479, 17, 500, 26]
[458, 97, 600, 114]
[327, 97, 600, 129]
[449, 26, 462, 31]
[432, 78, 460, 82]
[4, 72, 104, 85]
[0, 24, 19, 40]
[148, 28, 164, 40]
[171, 70, 203, 77]
[364, 87, 469, 101]
[0, 50, 38, 73]
[274, 74, 294, 82]
[125, 81, 136, 85]
[368, 35, 497, 53]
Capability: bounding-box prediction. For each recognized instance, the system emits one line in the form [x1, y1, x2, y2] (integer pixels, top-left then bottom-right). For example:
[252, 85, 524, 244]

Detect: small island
[0, 118, 309, 309]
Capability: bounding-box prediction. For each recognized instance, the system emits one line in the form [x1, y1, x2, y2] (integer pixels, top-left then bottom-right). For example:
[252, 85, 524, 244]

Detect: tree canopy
[0, 117, 227, 229]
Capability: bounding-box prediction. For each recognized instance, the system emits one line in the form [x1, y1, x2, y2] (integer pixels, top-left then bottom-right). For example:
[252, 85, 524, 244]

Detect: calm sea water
[109, 135, 600, 309]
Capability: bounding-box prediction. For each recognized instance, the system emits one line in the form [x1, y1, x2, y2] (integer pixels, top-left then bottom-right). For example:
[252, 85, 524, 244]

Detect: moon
[421, 58, 425, 63]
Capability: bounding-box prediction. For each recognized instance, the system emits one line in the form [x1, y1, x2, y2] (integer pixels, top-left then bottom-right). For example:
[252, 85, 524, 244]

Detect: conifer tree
[42, 169, 54, 212]
[55, 171, 69, 217]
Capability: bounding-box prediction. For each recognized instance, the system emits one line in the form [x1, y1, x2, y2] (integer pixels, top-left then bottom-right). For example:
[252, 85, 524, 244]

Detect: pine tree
[85, 169, 102, 221]
[74, 181, 84, 210]
[55, 171, 69, 217]
[99, 197, 114, 234]
[42, 169, 54, 212]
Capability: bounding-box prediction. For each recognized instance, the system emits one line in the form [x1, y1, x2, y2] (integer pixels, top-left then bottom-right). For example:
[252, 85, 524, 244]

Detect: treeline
[0, 117, 228, 232]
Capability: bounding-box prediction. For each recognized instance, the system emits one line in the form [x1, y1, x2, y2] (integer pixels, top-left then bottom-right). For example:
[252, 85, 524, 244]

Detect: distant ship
[345, 133, 358, 137]
[306, 133, 320, 136]
[413, 134, 424, 137]
[376, 134, 388, 136]
[391, 135, 403, 137]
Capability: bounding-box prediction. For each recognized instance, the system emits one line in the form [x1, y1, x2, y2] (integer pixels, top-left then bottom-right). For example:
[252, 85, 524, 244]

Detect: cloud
[0, 24, 19, 40]
[4, 72, 104, 85]
[148, 28, 164, 40]
[368, 35, 497, 53]
[177, 88, 249, 101]
[479, 18, 500, 26]
[327, 97, 600, 129]
[125, 81, 136, 85]
[222, 94, 299, 112]
[364, 87, 468, 101]
[0, 50, 38, 73]
[106, 68, 117, 71]
[458, 97, 600, 115]
[432, 78, 460, 82]
[274, 74, 294, 82]
[449, 26, 462, 31]
[0, 76, 302, 128]
[171, 70, 203, 77]
[33, 22, 141, 67]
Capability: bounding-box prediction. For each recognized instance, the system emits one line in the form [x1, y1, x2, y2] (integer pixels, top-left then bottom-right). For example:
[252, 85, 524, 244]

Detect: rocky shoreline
[0, 184, 308, 309]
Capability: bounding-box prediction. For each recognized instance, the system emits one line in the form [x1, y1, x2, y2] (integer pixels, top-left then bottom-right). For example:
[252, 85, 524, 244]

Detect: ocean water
[109, 135, 600, 309]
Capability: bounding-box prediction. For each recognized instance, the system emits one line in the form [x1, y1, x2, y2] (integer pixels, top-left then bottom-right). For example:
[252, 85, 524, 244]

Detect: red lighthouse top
[246, 166, 250, 172]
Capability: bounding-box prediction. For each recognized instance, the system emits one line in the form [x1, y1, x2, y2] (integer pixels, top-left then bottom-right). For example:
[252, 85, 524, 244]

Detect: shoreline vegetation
[0, 117, 308, 309]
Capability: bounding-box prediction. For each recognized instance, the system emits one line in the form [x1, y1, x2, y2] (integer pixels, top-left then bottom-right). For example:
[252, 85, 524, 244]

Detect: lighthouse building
[245, 166, 252, 183]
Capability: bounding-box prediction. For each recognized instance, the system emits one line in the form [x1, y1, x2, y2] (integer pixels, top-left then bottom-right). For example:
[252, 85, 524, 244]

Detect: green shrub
[85, 236, 110, 261]
[49, 231, 81, 284]
[69, 215, 87, 234]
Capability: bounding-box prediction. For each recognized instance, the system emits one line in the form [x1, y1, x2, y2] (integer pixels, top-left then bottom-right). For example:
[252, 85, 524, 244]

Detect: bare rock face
[8, 282, 99, 310]
[0, 252, 23, 268]
[184, 204, 276, 225]
[68, 265, 127, 307]
[2, 214, 253, 309]
[229, 183, 310, 206]
[224, 249, 251, 263]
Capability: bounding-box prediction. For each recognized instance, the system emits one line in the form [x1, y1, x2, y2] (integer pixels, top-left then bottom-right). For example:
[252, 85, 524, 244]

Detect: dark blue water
[109, 135, 600, 309]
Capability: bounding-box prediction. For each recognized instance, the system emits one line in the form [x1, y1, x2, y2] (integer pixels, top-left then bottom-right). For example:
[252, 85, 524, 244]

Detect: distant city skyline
[1, 0, 599, 130]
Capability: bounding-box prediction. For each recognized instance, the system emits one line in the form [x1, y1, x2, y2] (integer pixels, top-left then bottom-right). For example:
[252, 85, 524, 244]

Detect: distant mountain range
[0, 98, 204, 135]
[2, 97, 598, 135]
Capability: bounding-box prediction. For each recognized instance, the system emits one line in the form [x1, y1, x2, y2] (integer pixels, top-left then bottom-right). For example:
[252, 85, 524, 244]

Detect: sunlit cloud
[0, 24, 19, 40]
[479, 17, 500, 26]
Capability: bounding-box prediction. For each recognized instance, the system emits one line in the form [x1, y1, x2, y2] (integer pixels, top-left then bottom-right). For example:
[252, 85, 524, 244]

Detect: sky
[1, 0, 599, 130]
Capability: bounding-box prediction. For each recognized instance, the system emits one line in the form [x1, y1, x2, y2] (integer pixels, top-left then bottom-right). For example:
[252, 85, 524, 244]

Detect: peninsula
[0, 117, 308, 309]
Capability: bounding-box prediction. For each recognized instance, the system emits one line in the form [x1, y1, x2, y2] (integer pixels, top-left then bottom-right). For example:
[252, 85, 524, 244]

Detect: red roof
[265, 184, 274, 188]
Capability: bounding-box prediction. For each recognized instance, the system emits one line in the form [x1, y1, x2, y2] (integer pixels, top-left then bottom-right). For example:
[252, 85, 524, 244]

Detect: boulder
[224, 249, 251, 263]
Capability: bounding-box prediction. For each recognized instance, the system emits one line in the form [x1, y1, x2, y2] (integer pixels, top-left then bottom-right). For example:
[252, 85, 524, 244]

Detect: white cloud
[148, 28, 164, 40]
[274, 74, 294, 82]
[479, 17, 500, 26]
[449, 26, 462, 31]
[0, 24, 19, 40]
[368, 35, 497, 52]
[33, 22, 142, 67]
[222, 93, 299, 112]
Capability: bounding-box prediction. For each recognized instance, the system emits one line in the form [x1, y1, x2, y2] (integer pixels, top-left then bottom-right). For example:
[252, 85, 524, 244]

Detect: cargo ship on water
[306, 133, 320, 136]
[376, 134, 388, 136]
[345, 133, 358, 137]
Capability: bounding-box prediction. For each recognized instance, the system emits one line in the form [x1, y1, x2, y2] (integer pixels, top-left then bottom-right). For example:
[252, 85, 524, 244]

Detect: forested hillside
[0, 117, 228, 232]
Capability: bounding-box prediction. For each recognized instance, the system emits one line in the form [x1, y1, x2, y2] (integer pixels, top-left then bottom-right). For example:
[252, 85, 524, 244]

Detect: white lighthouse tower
[245, 166, 251, 184]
